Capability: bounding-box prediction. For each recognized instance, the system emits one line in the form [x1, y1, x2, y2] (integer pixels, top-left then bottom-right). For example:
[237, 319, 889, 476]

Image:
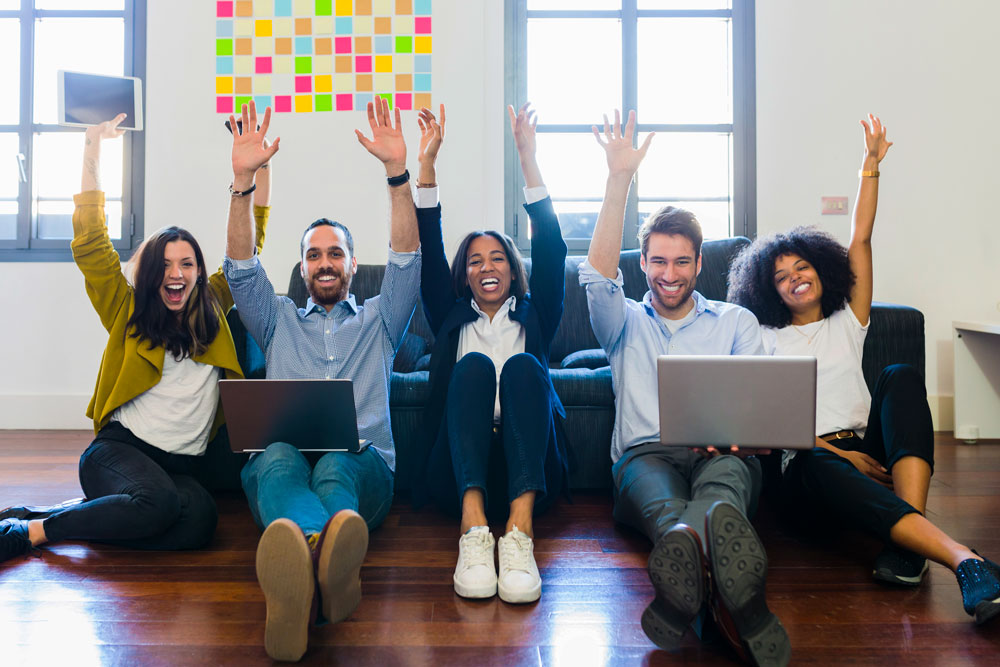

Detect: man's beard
[306, 269, 351, 306]
[650, 277, 696, 315]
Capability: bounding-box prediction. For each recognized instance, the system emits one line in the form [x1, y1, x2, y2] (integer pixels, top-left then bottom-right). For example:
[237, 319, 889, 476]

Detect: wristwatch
[229, 182, 257, 197]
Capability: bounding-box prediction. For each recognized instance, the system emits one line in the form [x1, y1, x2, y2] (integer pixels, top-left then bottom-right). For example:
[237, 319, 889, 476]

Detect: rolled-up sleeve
[579, 259, 628, 352]
[224, 255, 281, 352]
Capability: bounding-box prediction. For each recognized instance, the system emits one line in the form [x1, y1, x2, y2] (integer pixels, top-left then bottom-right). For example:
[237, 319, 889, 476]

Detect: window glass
[528, 1, 620, 9]
[636, 132, 730, 199]
[36, 1, 125, 8]
[0, 134, 19, 240]
[0, 20, 19, 124]
[638, 200, 730, 240]
[536, 132, 608, 200]
[637, 1, 730, 9]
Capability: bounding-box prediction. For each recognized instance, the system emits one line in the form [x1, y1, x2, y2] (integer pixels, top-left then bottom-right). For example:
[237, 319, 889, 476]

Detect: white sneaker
[453, 526, 497, 598]
[497, 525, 541, 603]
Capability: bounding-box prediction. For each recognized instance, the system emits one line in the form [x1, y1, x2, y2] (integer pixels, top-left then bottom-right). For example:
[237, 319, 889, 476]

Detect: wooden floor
[2, 432, 1000, 666]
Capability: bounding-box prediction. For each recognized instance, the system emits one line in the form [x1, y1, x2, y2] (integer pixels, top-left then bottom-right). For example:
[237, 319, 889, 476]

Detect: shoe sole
[256, 518, 314, 662]
[641, 527, 704, 651]
[975, 595, 1000, 625]
[454, 572, 498, 599]
[872, 559, 929, 587]
[317, 510, 369, 624]
[707, 502, 790, 667]
[498, 578, 540, 604]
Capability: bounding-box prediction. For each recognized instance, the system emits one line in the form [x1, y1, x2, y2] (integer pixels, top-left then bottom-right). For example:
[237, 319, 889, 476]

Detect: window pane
[0, 1, 20, 9]
[0, 20, 19, 124]
[36, 1, 124, 8]
[528, 1, 620, 9]
[34, 133, 124, 199]
[639, 200, 731, 240]
[636, 132, 730, 198]
[36, 199, 122, 240]
[551, 201, 600, 241]
[535, 132, 608, 200]
[34, 18, 125, 124]
[528, 18, 621, 124]
[637, 18, 731, 123]
[0, 134, 18, 240]
[638, 1, 731, 8]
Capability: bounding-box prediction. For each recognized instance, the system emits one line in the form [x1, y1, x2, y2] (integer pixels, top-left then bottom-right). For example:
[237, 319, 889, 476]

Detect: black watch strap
[229, 182, 257, 197]
[386, 169, 409, 187]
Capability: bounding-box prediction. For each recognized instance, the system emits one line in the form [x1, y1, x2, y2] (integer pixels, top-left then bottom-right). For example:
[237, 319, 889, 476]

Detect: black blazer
[413, 197, 569, 507]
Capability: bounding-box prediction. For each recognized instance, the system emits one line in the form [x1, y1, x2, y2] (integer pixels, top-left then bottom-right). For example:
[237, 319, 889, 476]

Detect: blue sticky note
[414, 73, 431, 92]
[355, 93, 371, 111]
[415, 0, 431, 15]
[415, 55, 431, 72]
[217, 20, 233, 37]
[375, 36, 392, 54]
[335, 17, 352, 34]
[275, 0, 292, 16]
[217, 56, 234, 74]
[295, 36, 313, 54]
[254, 95, 272, 110]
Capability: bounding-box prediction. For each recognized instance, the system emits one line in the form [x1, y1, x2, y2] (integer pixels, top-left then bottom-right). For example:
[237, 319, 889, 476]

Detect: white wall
[756, 0, 1000, 427]
[0, 0, 505, 428]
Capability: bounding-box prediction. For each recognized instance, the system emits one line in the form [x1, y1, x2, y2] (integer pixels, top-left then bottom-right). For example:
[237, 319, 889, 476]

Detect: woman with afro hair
[728, 115, 1000, 625]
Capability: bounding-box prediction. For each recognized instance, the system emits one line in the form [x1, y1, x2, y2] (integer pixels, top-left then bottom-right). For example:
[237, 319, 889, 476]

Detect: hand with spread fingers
[417, 104, 445, 186]
[591, 109, 654, 179]
[230, 100, 280, 191]
[508, 102, 544, 189]
[860, 113, 893, 163]
[355, 97, 407, 177]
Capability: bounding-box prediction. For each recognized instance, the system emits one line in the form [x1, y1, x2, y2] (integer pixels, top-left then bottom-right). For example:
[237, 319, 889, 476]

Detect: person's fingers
[638, 131, 655, 158]
[248, 100, 258, 133]
[258, 105, 272, 140]
[603, 114, 611, 141]
[264, 138, 280, 159]
[439, 103, 446, 131]
[592, 125, 606, 146]
[228, 115, 238, 141]
[417, 116, 426, 133]
[613, 109, 622, 138]
[393, 103, 402, 131]
[366, 101, 377, 131]
[624, 109, 636, 140]
[355, 128, 372, 149]
[241, 103, 250, 134]
[859, 119, 871, 135]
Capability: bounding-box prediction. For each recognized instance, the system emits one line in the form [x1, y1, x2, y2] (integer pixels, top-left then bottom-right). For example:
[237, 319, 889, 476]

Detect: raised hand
[85, 113, 128, 144]
[859, 113, 892, 163]
[592, 109, 654, 178]
[355, 97, 406, 175]
[417, 104, 445, 167]
[230, 100, 280, 182]
[508, 102, 537, 159]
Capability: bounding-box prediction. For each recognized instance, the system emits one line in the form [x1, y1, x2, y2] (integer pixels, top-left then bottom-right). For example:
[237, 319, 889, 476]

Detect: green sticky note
[235, 96, 252, 111]
[295, 56, 312, 74]
[316, 0, 333, 15]
[315, 94, 333, 112]
[378, 93, 393, 109]
[395, 36, 412, 53]
[216, 39, 233, 56]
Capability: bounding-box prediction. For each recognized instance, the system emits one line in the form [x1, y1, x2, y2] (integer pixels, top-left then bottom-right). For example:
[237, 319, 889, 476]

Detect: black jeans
[781, 364, 935, 542]
[445, 352, 561, 515]
[43, 421, 248, 550]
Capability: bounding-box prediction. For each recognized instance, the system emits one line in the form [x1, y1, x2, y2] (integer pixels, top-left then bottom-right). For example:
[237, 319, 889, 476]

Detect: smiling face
[465, 234, 513, 314]
[640, 232, 701, 319]
[300, 224, 357, 309]
[773, 252, 824, 317]
[159, 240, 200, 313]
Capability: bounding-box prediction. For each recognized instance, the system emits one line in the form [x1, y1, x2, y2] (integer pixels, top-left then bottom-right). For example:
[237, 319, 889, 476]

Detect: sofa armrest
[561, 348, 609, 370]
[227, 306, 267, 379]
[862, 302, 925, 392]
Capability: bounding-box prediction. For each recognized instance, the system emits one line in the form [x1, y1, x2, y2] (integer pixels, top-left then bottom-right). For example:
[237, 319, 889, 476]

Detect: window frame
[0, 0, 146, 262]
[503, 0, 755, 253]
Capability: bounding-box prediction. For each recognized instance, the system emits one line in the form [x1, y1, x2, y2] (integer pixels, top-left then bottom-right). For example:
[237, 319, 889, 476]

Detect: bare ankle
[27, 519, 48, 547]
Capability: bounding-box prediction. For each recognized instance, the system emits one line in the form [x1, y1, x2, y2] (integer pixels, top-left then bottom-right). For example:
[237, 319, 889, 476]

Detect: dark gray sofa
[228, 236, 925, 491]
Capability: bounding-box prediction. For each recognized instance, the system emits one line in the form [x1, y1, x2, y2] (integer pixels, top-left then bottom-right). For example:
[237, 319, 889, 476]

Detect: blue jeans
[446, 352, 559, 513]
[241, 442, 394, 535]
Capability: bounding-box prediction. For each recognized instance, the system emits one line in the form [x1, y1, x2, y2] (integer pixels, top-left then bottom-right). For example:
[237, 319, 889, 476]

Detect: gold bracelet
[859, 169, 880, 178]
[416, 181, 437, 188]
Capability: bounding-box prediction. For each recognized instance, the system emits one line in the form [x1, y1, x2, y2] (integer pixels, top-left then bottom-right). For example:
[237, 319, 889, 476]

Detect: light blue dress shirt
[224, 250, 420, 472]
[579, 260, 764, 462]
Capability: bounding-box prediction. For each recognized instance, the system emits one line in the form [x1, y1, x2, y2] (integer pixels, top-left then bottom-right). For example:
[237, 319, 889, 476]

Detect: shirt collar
[470, 295, 517, 320]
[641, 290, 716, 319]
[305, 293, 359, 316]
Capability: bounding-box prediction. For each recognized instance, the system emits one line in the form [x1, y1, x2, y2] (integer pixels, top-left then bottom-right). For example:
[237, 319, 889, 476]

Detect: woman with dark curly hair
[728, 115, 1000, 625]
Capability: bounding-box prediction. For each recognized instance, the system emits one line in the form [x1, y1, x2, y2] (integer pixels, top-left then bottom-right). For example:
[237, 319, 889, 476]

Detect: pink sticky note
[255, 57, 272, 74]
[415, 17, 431, 34]
[395, 93, 412, 110]
[217, 96, 233, 113]
[295, 76, 312, 93]
[336, 94, 353, 111]
[355, 55, 372, 73]
[275, 96, 292, 112]
[217, 1, 233, 18]
[335, 37, 352, 54]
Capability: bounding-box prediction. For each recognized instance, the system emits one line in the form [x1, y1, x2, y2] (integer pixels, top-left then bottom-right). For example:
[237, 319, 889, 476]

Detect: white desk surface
[953, 321, 1000, 335]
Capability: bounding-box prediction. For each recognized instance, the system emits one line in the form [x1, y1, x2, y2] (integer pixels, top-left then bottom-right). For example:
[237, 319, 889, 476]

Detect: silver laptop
[658, 355, 816, 449]
[220, 379, 371, 453]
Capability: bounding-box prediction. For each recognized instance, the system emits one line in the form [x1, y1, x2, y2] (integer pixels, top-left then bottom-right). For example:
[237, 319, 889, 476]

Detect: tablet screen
[62, 72, 140, 129]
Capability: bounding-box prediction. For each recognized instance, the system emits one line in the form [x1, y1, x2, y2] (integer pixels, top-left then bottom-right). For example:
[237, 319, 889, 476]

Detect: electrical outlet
[821, 196, 848, 215]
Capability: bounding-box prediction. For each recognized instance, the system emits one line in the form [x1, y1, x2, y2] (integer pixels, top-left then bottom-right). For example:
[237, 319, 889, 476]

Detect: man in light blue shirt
[582, 111, 789, 665]
[222, 100, 420, 662]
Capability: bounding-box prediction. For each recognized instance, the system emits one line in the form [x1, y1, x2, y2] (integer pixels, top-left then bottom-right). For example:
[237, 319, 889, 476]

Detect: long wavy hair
[126, 226, 221, 359]
[727, 226, 855, 328]
[450, 230, 529, 303]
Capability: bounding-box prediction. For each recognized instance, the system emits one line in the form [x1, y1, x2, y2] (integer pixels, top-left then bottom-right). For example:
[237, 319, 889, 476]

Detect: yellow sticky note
[255, 20, 272, 37]
[415, 36, 431, 53]
[295, 94, 313, 113]
[374, 55, 392, 73]
[315, 75, 333, 92]
[335, 0, 352, 15]
[216, 77, 234, 94]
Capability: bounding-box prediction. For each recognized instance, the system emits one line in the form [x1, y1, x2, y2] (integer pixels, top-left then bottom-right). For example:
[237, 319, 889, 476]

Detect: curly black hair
[727, 226, 856, 328]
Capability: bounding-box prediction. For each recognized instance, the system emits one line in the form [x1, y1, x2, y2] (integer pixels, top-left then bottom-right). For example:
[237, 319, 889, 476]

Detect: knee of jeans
[500, 353, 544, 383]
[696, 455, 751, 492]
[454, 352, 496, 383]
[174, 483, 219, 549]
[253, 442, 309, 476]
[878, 363, 923, 392]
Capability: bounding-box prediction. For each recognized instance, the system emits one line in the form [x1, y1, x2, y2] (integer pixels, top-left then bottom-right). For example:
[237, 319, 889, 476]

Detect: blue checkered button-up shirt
[224, 250, 420, 472]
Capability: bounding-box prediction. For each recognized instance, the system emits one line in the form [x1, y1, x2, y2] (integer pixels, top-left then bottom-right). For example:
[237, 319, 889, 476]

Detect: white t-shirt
[764, 306, 871, 469]
[457, 296, 526, 421]
[112, 353, 221, 456]
[658, 305, 699, 335]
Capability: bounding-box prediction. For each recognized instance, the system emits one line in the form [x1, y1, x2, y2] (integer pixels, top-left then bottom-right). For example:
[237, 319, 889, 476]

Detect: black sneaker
[641, 524, 706, 651]
[956, 558, 1000, 625]
[705, 501, 790, 667]
[0, 518, 34, 563]
[872, 546, 929, 587]
[971, 549, 1000, 579]
[0, 497, 85, 521]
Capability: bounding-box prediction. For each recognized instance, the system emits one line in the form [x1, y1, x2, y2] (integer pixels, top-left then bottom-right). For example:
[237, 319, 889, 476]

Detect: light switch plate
[821, 196, 848, 215]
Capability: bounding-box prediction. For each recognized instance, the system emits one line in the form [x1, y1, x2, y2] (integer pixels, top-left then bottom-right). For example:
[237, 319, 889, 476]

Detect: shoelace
[460, 530, 493, 569]
[499, 531, 532, 572]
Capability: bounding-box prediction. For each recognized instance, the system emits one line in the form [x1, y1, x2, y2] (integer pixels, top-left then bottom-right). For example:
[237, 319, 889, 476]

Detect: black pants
[444, 352, 562, 516]
[781, 364, 935, 543]
[43, 422, 248, 550]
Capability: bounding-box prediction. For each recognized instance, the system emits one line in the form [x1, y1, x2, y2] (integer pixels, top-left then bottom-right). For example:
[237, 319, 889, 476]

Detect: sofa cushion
[561, 348, 609, 370]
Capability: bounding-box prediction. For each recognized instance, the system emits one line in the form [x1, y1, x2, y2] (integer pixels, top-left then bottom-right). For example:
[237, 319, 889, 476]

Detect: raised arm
[849, 114, 892, 325]
[81, 114, 126, 192]
[254, 137, 272, 207]
[355, 98, 419, 253]
[415, 104, 454, 333]
[226, 101, 280, 261]
[588, 110, 654, 279]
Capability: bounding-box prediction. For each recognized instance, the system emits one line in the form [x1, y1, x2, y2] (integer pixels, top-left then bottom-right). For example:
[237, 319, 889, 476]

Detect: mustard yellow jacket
[71, 190, 269, 439]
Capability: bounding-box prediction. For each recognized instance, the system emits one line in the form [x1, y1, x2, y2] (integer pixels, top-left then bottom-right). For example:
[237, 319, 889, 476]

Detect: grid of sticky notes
[215, 0, 432, 114]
